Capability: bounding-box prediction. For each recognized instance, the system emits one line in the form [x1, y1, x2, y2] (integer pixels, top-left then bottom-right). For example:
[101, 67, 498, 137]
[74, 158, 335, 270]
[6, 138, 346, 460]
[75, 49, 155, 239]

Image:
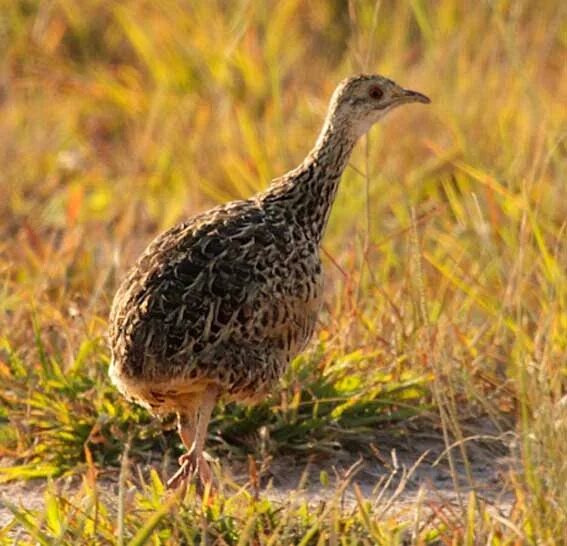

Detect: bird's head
[326, 74, 430, 139]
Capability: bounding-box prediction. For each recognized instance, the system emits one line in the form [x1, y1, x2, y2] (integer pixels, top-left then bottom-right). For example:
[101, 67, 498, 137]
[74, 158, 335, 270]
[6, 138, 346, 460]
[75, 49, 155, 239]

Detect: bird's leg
[166, 388, 218, 492]
[166, 408, 197, 490]
[190, 386, 218, 493]
[177, 411, 196, 464]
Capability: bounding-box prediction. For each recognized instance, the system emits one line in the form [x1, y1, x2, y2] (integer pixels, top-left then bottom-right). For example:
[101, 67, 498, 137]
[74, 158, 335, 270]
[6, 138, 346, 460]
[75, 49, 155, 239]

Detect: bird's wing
[109, 198, 314, 370]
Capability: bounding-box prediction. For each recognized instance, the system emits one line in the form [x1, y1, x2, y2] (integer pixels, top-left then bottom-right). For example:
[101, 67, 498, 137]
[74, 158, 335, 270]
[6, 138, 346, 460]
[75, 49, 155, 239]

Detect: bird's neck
[259, 117, 357, 244]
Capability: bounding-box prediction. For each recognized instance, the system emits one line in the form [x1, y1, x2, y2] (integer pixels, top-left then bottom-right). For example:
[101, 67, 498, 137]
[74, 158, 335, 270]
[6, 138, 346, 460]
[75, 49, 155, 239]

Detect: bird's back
[108, 197, 323, 411]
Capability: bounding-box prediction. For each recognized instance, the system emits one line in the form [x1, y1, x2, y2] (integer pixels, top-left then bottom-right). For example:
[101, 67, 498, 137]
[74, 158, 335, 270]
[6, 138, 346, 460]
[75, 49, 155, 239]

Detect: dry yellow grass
[0, 0, 566, 543]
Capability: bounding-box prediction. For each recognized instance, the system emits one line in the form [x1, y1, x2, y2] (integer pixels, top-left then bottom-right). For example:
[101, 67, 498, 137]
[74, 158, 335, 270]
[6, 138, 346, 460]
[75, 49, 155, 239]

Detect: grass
[1, 0, 566, 543]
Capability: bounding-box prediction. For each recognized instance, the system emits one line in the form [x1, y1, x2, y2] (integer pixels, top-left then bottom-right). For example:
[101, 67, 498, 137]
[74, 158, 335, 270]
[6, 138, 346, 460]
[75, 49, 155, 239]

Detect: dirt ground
[0, 417, 516, 532]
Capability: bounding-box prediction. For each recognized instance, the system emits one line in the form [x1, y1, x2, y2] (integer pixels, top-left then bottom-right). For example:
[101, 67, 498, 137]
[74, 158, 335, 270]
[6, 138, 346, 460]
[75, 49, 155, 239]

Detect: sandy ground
[0, 418, 516, 534]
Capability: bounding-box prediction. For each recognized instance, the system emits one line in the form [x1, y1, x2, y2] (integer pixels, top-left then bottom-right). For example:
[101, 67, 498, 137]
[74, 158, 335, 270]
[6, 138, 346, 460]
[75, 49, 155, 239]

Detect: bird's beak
[394, 87, 431, 105]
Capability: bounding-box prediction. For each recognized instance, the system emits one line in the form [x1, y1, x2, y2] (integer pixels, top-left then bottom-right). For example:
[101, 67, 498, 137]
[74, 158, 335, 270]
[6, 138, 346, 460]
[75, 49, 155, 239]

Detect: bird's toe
[167, 451, 214, 493]
[167, 452, 198, 490]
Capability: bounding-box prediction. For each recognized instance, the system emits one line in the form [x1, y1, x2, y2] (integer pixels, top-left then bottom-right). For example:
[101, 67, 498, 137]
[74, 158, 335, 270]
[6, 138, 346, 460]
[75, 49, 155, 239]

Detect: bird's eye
[368, 86, 384, 100]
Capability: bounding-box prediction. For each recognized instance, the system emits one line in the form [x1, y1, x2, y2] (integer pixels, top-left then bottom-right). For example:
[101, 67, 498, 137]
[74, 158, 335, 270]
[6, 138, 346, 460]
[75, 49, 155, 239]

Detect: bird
[108, 74, 430, 492]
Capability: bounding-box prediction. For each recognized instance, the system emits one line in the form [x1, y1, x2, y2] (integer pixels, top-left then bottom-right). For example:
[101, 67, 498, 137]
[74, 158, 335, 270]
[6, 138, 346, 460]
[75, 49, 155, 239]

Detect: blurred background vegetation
[0, 0, 566, 543]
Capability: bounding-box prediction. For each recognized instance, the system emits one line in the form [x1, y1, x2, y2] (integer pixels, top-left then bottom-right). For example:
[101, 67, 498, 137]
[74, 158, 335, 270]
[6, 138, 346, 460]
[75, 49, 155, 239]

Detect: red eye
[368, 86, 383, 100]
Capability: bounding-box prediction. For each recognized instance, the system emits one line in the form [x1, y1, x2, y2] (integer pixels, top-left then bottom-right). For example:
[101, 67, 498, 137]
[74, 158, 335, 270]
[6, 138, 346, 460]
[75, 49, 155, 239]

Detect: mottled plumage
[108, 74, 429, 491]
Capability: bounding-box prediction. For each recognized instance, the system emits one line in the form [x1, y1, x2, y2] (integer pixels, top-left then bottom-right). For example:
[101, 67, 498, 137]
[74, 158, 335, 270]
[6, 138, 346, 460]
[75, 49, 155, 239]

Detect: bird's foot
[166, 451, 198, 490]
[166, 451, 213, 494]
